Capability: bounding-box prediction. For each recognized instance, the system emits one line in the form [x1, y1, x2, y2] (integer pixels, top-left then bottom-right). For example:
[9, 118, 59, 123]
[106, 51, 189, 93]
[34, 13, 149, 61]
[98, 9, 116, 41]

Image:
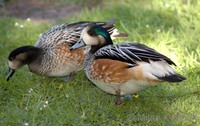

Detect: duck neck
[20, 46, 42, 64]
[90, 37, 113, 54]
[84, 37, 113, 67]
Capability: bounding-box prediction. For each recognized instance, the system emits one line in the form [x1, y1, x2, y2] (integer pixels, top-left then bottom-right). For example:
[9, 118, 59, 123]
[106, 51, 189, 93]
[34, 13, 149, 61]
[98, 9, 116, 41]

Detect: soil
[0, 0, 99, 22]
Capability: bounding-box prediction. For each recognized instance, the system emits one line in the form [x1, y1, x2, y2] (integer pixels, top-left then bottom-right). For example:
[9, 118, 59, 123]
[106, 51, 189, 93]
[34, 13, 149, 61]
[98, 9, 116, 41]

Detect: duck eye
[88, 30, 96, 36]
[9, 57, 15, 61]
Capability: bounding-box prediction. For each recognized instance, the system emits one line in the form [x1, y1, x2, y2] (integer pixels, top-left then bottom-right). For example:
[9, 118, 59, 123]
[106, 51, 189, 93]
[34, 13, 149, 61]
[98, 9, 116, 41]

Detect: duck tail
[111, 29, 128, 39]
[157, 73, 186, 82]
[104, 18, 128, 39]
[106, 18, 117, 26]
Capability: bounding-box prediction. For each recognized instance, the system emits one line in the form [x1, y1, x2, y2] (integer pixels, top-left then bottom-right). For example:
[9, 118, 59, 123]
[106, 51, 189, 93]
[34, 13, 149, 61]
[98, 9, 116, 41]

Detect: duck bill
[70, 39, 86, 51]
[6, 68, 15, 81]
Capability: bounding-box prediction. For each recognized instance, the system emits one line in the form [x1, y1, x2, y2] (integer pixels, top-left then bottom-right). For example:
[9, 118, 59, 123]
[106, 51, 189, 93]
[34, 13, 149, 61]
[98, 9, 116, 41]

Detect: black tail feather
[157, 73, 186, 82]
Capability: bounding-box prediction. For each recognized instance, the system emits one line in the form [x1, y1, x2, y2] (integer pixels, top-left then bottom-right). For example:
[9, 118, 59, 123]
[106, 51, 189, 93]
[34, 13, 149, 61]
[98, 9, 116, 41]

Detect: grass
[0, 0, 199, 125]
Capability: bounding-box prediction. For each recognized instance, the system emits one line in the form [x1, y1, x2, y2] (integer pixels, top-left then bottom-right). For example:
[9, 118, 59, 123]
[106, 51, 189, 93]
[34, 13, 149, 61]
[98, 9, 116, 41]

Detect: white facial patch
[81, 26, 106, 46]
[8, 53, 27, 69]
[8, 60, 19, 69]
[82, 32, 98, 45]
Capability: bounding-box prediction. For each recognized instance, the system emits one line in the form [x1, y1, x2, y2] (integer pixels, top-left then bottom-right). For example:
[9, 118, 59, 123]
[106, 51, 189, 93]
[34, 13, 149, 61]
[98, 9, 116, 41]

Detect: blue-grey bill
[6, 68, 15, 81]
[70, 39, 86, 50]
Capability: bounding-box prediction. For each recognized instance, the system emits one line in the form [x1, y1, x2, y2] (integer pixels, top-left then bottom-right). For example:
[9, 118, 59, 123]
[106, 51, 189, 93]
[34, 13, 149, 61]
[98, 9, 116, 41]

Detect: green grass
[0, 0, 200, 125]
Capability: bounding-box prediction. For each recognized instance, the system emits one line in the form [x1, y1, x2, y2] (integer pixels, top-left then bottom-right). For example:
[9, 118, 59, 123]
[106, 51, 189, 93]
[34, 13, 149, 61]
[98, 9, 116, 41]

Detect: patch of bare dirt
[0, 0, 99, 22]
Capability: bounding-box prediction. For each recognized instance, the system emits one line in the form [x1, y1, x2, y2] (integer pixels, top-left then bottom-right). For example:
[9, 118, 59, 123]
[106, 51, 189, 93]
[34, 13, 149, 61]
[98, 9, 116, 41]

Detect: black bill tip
[69, 47, 75, 51]
[6, 68, 15, 81]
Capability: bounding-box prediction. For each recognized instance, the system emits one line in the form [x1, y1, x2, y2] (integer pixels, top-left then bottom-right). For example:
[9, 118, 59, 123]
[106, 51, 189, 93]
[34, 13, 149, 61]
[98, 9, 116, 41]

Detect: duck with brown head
[7, 46, 42, 81]
[6, 19, 128, 81]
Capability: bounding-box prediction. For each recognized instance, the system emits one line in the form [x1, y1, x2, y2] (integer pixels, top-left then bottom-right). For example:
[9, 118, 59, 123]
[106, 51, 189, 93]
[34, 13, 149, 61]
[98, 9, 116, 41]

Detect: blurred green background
[0, 0, 199, 125]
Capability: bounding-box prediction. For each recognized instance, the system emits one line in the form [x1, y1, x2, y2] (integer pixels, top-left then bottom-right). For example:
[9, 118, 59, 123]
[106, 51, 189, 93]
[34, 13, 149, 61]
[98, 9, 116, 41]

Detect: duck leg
[120, 93, 139, 101]
[61, 72, 75, 82]
[115, 89, 122, 105]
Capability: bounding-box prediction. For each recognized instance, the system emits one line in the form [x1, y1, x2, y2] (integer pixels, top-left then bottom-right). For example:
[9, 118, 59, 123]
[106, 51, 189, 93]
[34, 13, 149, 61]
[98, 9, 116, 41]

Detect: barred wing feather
[35, 21, 117, 49]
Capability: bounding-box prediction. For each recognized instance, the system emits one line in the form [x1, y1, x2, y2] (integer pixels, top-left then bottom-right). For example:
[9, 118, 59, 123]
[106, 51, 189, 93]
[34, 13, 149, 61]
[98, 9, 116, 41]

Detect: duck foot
[120, 94, 133, 100]
[119, 94, 139, 103]
[115, 99, 122, 105]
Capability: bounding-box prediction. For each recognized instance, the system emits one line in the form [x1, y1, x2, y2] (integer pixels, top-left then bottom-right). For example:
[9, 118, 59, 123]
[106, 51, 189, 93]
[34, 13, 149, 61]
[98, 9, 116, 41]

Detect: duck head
[70, 24, 113, 51]
[6, 46, 41, 81]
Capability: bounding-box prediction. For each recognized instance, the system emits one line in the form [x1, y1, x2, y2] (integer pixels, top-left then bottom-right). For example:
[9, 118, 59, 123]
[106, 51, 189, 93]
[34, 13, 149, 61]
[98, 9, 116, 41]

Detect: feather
[94, 42, 176, 66]
[35, 20, 119, 49]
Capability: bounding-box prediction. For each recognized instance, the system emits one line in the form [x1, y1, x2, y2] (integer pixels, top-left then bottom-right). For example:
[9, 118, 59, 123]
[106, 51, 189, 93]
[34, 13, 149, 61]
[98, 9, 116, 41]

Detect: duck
[70, 24, 187, 105]
[6, 19, 128, 81]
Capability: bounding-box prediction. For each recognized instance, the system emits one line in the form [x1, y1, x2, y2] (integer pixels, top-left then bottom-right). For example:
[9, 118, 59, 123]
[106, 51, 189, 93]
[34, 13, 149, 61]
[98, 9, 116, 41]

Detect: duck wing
[35, 19, 119, 49]
[94, 42, 176, 66]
